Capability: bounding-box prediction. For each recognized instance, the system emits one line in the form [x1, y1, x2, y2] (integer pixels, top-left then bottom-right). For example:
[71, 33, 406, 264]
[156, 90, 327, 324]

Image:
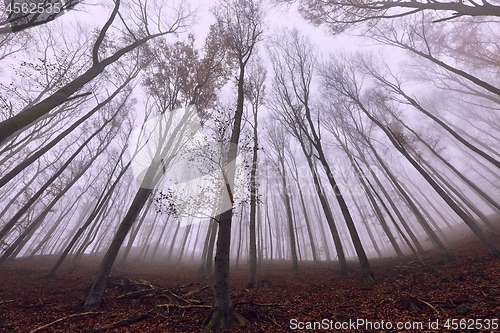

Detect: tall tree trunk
[301, 142, 347, 272]
[294, 171, 319, 263]
[248, 108, 259, 287]
[257, 202, 264, 264]
[265, 171, 274, 262]
[177, 224, 193, 264]
[278, 158, 299, 271]
[235, 206, 244, 270]
[204, 62, 250, 331]
[204, 217, 218, 278]
[167, 222, 181, 262]
[120, 192, 154, 266]
[82, 109, 188, 310]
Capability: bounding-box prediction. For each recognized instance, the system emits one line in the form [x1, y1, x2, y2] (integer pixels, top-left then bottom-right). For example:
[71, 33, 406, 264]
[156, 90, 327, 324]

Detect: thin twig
[417, 298, 440, 314]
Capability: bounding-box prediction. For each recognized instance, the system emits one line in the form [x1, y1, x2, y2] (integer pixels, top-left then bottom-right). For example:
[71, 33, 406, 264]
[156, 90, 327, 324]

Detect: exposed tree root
[203, 306, 249, 332]
[29, 312, 100, 333]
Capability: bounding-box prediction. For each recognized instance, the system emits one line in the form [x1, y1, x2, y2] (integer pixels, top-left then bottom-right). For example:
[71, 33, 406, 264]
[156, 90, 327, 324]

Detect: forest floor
[1, 231, 500, 333]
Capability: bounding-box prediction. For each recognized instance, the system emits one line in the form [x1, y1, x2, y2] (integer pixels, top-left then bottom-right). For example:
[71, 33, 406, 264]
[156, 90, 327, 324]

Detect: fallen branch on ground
[30, 312, 100, 333]
[85, 313, 151, 333]
[417, 298, 440, 314]
[155, 303, 211, 310]
[234, 301, 283, 307]
[86, 303, 211, 332]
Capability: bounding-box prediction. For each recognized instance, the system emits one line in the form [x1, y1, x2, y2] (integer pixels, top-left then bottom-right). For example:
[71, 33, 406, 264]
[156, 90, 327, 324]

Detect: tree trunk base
[339, 265, 350, 276]
[82, 294, 103, 313]
[488, 244, 500, 258]
[361, 271, 377, 282]
[203, 306, 248, 332]
[247, 279, 256, 289]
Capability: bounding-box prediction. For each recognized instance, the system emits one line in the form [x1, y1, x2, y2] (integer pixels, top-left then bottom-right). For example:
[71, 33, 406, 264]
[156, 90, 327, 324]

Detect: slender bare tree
[203, 0, 263, 330]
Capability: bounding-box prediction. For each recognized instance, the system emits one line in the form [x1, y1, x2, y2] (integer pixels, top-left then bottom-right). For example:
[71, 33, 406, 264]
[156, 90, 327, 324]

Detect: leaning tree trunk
[402, 119, 500, 218]
[367, 139, 448, 254]
[314, 144, 376, 281]
[353, 141, 425, 254]
[120, 194, 154, 266]
[348, 150, 404, 258]
[0, 0, 174, 147]
[358, 163, 425, 263]
[350, 194, 383, 258]
[362, 104, 500, 257]
[301, 141, 348, 273]
[0, 150, 98, 265]
[0, 111, 117, 242]
[0, 76, 135, 189]
[83, 187, 152, 311]
[82, 112, 187, 310]
[44, 153, 131, 279]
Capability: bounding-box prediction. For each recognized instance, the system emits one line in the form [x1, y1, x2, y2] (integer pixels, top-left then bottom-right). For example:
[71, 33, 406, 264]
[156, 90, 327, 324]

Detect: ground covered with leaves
[1, 232, 500, 332]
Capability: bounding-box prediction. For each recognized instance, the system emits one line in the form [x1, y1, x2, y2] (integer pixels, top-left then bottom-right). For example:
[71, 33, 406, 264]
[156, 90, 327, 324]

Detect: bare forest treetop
[297, 0, 500, 33]
[0, 0, 194, 146]
[212, 0, 264, 67]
